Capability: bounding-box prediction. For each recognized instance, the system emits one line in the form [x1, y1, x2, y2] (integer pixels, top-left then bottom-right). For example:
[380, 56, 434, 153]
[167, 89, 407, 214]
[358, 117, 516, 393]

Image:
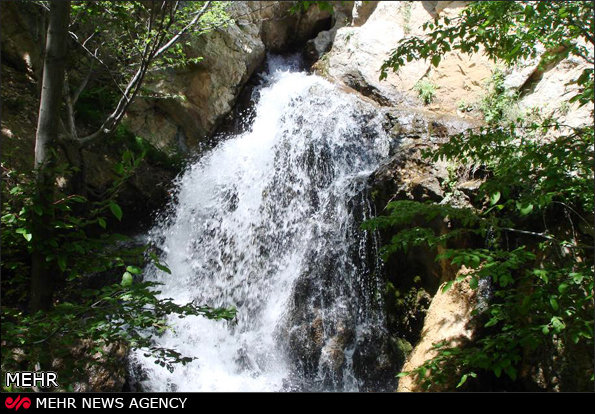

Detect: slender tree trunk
[30, 0, 70, 312]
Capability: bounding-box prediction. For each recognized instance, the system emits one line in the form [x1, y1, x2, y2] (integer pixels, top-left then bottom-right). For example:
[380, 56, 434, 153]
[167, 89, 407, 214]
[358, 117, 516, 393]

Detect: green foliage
[479, 68, 520, 125]
[110, 124, 184, 171]
[69, 1, 231, 73]
[457, 100, 474, 113]
[63, 1, 232, 142]
[1, 151, 235, 388]
[368, 122, 594, 390]
[413, 79, 437, 105]
[365, 1, 594, 390]
[0, 2, 237, 388]
[75, 86, 120, 128]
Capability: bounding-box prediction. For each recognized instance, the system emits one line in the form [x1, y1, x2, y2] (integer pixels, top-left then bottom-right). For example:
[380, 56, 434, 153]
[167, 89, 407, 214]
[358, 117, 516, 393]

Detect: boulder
[304, 2, 354, 63]
[397, 274, 478, 392]
[517, 53, 593, 128]
[317, 1, 494, 113]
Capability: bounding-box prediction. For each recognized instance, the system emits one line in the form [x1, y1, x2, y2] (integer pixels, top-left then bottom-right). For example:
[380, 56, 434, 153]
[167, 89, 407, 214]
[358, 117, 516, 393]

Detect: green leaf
[551, 316, 566, 332]
[517, 202, 533, 216]
[98, 217, 107, 229]
[490, 191, 501, 206]
[456, 374, 469, 388]
[114, 163, 125, 175]
[469, 276, 479, 290]
[485, 318, 498, 327]
[57, 256, 67, 272]
[121, 271, 133, 287]
[109, 202, 123, 221]
[149, 251, 172, 274]
[126, 265, 142, 275]
[154, 262, 172, 275]
[122, 149, 132, 164]
[570, 272, 584, 284]
[15, 228, 32, 242]
[549, 297, 559, 311]
[441, 280, 454, 293]
[431, 54, 441, 67]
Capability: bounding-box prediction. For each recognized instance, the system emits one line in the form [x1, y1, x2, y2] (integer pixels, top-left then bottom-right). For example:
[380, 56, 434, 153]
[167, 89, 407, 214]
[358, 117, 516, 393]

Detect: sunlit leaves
[121, 272, 133, 287]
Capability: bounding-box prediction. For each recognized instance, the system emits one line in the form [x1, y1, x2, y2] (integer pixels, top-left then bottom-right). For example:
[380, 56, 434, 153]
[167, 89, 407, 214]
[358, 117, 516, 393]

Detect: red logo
[5, 396, 31, 411]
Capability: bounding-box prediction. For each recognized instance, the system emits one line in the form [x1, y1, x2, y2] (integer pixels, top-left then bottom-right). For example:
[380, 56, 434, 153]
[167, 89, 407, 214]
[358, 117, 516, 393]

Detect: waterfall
[129, 55, 396, 392]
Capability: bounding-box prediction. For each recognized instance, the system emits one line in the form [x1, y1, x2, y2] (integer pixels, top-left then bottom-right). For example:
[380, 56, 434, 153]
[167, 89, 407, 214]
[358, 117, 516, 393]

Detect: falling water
[129, 55, 396, 392]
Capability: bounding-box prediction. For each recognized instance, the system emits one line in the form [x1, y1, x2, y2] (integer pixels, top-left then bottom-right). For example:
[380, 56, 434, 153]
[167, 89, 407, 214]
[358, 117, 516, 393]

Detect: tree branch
[68, 31, 126, 97]
[72, 60, 94, 106]
[501, 227, 555, 240]
[63, 74, 78, 139]
[154, 1, 211, 58]
[76, 1, 215, 147]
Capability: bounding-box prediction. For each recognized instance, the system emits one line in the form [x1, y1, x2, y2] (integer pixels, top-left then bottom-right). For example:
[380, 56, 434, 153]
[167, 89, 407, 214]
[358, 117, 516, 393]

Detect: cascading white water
[130, 55, 394, 392]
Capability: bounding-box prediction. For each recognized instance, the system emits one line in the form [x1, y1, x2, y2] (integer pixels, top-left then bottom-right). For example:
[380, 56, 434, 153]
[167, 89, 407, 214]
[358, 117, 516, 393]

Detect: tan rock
[397, 274, 477, 392]
[518, 55, 594, 128]
[321, 1, 494, 114]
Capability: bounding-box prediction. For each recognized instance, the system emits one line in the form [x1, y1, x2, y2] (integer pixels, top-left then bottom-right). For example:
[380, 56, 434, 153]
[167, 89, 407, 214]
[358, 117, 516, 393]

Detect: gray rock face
[304, 2, 354, 63]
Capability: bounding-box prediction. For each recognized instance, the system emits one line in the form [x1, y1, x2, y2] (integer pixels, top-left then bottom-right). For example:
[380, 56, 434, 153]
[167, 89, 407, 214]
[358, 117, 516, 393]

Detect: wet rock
[372, 107, 480, 209]
[351, 328, 400, 391]
[386, 285, 433, 346]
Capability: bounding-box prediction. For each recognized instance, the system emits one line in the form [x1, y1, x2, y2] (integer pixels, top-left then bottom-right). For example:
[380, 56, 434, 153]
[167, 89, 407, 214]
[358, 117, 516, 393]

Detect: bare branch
[68, 31, 126, 97]
[63, 74, 78, 139]
[78, 5, 158, 146]
[501, 227, 555, 240]
[82, 31, 96, 49]
[72, 60, 94, 105]
[154, 1, 211, 58]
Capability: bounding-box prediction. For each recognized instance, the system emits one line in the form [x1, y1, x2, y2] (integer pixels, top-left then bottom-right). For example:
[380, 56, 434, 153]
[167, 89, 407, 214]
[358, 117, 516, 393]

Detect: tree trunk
[30, 0, 70, 312]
